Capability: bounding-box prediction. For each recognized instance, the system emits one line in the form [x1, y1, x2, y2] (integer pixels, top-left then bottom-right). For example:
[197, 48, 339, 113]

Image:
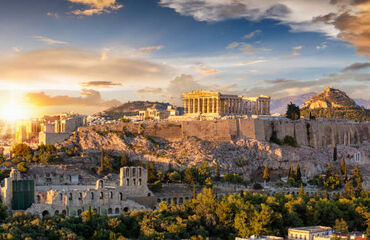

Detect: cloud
[264, 78, 292, 84]
[25, 89, 121, 107]
[136, 87, 165, 95]
[33, 36, 68, 45]
[194, 67, 220, 76]
[240, 59, 266, 65]
[0, 48, 173, 89]
[292, 45, 303, 50]
[137, 74, 239, 104]
[12, 47, 21, 53]
[313, 1, 370, 57]
[101, 48, 111, 61]
[227, 42, 254, 54]
[158, 0, 370, 57]
[226, 42, 240, 49]
[342, 62, 370, 71]
[316, 42, 327, 50]
[80, 81, 122, 88]
[47, 12, 60, 18]
[243, 29, 261, 39]
[290, 51, 301, 56]
[68, 0, 123, 16]
[139, 45, 164, 54]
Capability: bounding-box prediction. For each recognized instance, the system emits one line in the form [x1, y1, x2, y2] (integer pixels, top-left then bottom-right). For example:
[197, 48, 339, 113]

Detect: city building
[288, 226, 333, 240]
[15, 119, 41, 144]
[0, 166, 156, 217]
[236, 235, 284, 240]
[183, 90, 271, 117]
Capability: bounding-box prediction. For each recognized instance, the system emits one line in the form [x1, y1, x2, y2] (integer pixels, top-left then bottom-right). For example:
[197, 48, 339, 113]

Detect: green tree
[334, 218, 349, 234]
[299, 183, 305, 196]
[295, 163, 302, 182]
[286, 102, 300, 120]
[333, 142, 337, 161]
[184, 167, 195, 184]
[192, 183, 196, 199]
[98, 154, 113, 175]
[343, 181, 354, 199]
[352, 164, 363, 196]
[263, 165, 270, 182]
[12, 143, 33, 163]
[340, 157, 347, 180]
[215, 163, 220, 181]
[120, 152, 128, 166]
[168, 171, 181, 183]
[17, 162, 29, 173]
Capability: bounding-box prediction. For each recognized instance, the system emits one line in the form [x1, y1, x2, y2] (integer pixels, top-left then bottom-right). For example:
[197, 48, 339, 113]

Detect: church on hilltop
[183, 90, 271, 117]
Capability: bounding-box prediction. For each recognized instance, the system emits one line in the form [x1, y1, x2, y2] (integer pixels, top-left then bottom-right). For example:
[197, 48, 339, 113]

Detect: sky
[0, 0, 369, 116]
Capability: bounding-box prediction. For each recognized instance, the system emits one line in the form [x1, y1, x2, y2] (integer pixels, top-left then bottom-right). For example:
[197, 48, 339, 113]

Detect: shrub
[253, 183, 263, 190]
[283, 135, 298, 147]
[17, 162, 29, 173]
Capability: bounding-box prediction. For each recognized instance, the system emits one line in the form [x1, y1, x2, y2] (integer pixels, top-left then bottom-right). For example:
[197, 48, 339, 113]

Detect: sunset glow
[0, 101, 30, 121]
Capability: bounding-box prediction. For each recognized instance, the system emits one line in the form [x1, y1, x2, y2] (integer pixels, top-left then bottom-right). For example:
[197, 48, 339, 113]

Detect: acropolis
[183, 90, 271, 117]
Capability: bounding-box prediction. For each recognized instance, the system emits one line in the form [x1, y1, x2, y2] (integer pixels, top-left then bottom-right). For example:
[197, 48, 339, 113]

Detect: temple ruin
[183, 90, 271, 117]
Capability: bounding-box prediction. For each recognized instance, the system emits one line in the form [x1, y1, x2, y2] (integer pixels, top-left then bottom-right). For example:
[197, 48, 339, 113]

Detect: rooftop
[289, 226, 332, 232]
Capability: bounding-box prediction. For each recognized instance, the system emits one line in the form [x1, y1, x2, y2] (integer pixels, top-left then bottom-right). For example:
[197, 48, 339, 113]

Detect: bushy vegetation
[301, 107, 370, 122]
[286, 102, 300, 120]
[2, 189, 369, 239]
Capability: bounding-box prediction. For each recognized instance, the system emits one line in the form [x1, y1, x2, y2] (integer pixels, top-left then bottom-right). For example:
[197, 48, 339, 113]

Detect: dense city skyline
[0, 0, 369, 117]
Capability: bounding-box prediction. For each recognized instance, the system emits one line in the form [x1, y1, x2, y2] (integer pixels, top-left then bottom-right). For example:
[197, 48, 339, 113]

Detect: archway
[115, 208, 119, 214]
[42, 210, 49, 218]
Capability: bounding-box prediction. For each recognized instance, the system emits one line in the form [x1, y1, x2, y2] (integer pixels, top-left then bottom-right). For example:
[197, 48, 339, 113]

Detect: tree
[17, 162, 29, 173]
[288, 165, 294, 179]
[263, 165, 270, 182]
[340, 157, 347, 182]
[334, 218, 349, 234]
[352, 164, 363, 196]
[333, 142, 337, 161]
[286, 102, 300, 120]
[215, 163, 220, 181]
[192, 183, 196, 199]
[168, 171, 181, 183]
[184, 167, 195, 184]
[343, 181, 354, 199]
[299, 183, 305, 196]
[120, 152, 128, 166]
[97, 154, 113, 175]
[12, 143, 33, 163]
[295, 163, 302, 182]
[326, 163, 333, 178]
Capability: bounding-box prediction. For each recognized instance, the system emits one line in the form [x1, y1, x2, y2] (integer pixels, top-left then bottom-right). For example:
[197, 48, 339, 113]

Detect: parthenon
[183, 90, 270, 116]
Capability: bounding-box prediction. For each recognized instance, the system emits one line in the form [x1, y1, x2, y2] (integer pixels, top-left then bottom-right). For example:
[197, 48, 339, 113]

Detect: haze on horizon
[0, 0, 370, 118]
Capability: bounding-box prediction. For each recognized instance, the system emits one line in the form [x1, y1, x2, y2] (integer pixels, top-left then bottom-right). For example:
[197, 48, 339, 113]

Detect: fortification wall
[83, 119, 369, 148]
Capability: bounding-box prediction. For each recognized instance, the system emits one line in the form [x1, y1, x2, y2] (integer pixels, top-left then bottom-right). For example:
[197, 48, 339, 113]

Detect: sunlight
[0, 101, 30, 121]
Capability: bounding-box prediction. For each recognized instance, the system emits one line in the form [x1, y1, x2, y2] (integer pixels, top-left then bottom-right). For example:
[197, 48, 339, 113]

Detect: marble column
[197, 98, 200, 114]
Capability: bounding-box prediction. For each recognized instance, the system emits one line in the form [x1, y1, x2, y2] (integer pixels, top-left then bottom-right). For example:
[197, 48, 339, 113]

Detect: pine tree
[340, 157, 346, 175]
[215, 163, 220, 181]
[87, 206, 92, 222]
[120, 152, 128, 166]
[333, 142, 337, 161]
[299, 183, 305, 196]
[192, 183, 196, 199]
[326, 163, 332, 177]
[352, 164, 363, 197]
[295, 163, 301, 182]
[343, 181, 354, 199]
[263, 165, 270, 182]
[288, 165, 294, 178]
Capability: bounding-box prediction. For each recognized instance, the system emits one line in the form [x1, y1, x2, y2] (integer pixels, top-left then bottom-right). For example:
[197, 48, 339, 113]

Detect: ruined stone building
[183, 90, 271, 117]
[0, 166, 156, 217]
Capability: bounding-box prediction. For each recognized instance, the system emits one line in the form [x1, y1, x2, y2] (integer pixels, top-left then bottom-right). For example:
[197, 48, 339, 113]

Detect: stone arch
[147, 192, 151, 197]
[133, 179, 136, 185]
[59, 193, 63, 201]
[157, 198, 161, 203]
[123, 207, 129, 212]
[126, 168, 129, 177]
[115, 208, 119, 214]
[77, 209, 82, 216]
[132, 168, 136, 177]
[119, 192, 123, 201]
[62, 210, 67, 216]
[91, 192, 94, 200]
[79, 192, 83, 200]
[55, 210, 59, 215]
[138, 179, 142, 185]
[98, 179, 104, 189]
[139, 168, 142, 177]
[42, 210, 49, 218]
[36, 195, 41, 203]
[108, 208, 112, 214]
[126, 179, 130, 186]
[100, 192, 104, 199]
[69, 192, 73, 200]
[179, 197, 183, 204]
[110, 191, 113, 199]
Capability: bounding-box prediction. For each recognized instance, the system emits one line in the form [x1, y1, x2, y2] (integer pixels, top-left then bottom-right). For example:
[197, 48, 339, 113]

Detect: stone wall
[81, 118, 369, 148]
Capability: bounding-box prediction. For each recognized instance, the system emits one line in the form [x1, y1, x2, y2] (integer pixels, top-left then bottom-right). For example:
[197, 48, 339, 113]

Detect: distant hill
[304, 87, 358, 109]
[270, 92, 316, 114]
[300, 87, 369, 121]
[271, 91, 369, 114]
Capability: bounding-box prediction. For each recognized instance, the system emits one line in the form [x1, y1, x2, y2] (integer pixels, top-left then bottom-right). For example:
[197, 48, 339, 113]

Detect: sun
[0, 102, 30, 121]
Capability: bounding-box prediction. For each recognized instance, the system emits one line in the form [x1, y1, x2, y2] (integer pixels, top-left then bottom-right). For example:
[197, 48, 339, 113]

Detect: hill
[270, 92, 316, 114]
[101, 101, 171, 119]
[301, 87, 369, 121]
